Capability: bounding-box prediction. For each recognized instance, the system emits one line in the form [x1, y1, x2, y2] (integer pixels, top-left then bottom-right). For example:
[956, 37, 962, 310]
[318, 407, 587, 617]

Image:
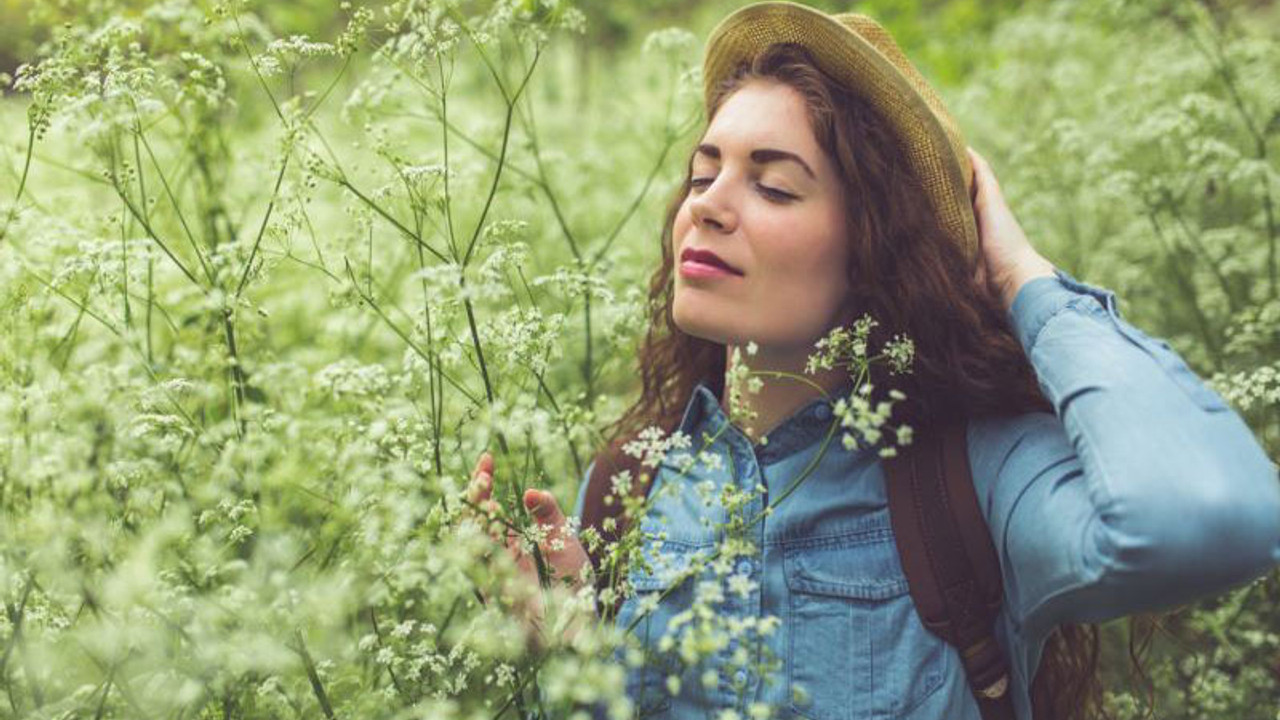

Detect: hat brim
[702, 1, 978, 262]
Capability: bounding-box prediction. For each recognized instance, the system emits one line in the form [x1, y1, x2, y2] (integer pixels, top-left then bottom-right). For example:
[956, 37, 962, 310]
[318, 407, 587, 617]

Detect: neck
[719, 343, 851, 442]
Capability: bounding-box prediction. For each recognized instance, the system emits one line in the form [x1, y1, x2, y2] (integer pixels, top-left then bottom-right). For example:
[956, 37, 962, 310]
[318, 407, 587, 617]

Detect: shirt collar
[676, 374, 857, 466]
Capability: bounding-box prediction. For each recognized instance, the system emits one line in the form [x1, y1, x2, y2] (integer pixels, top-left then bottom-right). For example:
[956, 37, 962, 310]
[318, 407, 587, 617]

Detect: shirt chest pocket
[783, 529, 950, 720]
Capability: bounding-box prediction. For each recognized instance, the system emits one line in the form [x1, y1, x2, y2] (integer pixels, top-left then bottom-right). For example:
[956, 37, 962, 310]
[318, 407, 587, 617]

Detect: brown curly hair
[595, 42, 1159, 720]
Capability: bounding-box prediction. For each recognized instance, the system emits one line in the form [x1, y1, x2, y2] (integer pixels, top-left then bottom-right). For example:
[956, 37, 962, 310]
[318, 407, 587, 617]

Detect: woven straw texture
[702, 1, 979, 262]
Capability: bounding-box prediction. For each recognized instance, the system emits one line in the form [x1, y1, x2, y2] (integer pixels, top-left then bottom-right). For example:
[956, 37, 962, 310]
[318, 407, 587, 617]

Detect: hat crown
[832, 13, 965, 159]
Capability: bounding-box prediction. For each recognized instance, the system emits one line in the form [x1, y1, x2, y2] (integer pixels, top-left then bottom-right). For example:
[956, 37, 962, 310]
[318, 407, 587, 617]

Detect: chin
[672, 305, 736, 346]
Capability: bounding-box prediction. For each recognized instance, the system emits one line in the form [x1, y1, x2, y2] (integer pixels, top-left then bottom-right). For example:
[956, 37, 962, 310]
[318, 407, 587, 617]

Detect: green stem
[333, 176, 449, 263]
[0, 109, 40, 245]
[343, 259, 481, 406]
[110, 172, 203, 287]
[235, 153, 290, 298]
[292, 631, 336, 720]
[461, 46, 542, 268]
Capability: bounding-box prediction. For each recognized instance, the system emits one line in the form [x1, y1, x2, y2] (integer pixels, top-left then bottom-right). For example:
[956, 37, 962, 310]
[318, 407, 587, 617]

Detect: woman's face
[672, 79, 854, 357]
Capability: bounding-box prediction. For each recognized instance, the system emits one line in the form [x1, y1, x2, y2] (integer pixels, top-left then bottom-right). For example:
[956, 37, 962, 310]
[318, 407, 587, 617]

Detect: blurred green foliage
[0, 0, 1277, 718]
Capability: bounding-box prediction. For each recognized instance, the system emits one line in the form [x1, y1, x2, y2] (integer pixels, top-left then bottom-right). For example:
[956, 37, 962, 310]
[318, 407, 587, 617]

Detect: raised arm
[970, 270, 1280, 641]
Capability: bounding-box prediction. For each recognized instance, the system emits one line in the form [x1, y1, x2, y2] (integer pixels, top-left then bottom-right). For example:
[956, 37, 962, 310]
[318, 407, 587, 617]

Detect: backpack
[580, 420, 1017, 720]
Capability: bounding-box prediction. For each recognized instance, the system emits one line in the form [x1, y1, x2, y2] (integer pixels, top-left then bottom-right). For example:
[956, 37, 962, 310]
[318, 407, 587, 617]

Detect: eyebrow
[693, 143, 816, 180]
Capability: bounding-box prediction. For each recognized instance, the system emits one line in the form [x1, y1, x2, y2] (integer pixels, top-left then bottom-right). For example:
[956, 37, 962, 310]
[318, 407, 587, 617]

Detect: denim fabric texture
[572, 268, 1280, 720]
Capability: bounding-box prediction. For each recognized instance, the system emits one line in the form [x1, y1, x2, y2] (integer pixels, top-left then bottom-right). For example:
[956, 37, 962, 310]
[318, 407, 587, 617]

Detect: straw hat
[702, 1, 979, 262]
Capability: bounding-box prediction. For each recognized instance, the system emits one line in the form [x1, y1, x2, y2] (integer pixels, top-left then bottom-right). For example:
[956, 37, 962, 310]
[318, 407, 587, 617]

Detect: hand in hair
[967, 147, 1057, 309]
[464, 451, 594, 650]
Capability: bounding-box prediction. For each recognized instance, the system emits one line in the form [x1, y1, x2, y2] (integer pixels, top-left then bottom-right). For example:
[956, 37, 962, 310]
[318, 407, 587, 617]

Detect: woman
[465, 3, 1280, 718]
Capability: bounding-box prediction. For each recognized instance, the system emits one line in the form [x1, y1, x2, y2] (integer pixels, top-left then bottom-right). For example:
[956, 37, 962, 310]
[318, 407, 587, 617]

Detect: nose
[688, 181, 736, 233]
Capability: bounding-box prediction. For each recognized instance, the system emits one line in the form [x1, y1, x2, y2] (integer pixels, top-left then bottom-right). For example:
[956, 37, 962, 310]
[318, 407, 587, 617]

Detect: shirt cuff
[1009, 267, 1121, 353]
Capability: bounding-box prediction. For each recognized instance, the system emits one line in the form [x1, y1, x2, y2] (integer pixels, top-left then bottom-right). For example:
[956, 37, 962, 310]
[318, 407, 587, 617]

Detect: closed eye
[689, 177, 796, 202]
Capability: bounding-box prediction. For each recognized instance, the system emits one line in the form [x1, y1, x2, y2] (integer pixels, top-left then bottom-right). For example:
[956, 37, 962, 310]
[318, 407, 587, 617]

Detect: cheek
[766, 225, 851, 314]
[672, 205, 691, 248]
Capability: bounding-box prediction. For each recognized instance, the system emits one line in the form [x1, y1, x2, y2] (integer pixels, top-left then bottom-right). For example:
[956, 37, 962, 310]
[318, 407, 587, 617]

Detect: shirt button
[735, 558, 753, 576]
[815, 404, 833, 421]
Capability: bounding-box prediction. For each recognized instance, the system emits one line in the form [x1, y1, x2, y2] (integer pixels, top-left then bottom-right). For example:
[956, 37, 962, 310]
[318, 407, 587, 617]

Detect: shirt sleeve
[968, 268, 1280, 642]
[572, 458, 595, 520]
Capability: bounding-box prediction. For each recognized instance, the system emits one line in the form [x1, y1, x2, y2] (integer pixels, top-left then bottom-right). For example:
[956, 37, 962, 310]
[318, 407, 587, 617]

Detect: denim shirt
[573, 268, 1280, 720]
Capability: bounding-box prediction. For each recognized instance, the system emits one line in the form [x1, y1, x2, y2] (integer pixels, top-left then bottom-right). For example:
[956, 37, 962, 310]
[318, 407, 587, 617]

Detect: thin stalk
[0, 110, 40, 245]
[91, 664, 116, 720]
[145, 254, 154, 363]
[25, 267, 203, 437]
[232, 11, 285, 124]
[343, 259, 481, 406]
[262, 247, 341, 282]
[533, 368, 583, 481]
[518, 97, 581, 263]
[1146, 209, 1224, 365]
[234, 51, 352, 300]
[444, 5, 511, 103]
[13, 140, 110, 186]
[587, 89, 702, 267]
[221, 313, 247, 438]
[109, 172, 202, 287]
[51, 283, 92, 372]
[583, 290, 593, 408]
[235, 153, 290, 298]
[415, 243, 445, 477]
[368, 609, 409, 704]
[461, 288, 497, 408]
[1163, 189, 1240, 314]
[620, 417, 840, 639]
[297, 195, 327, 269]
[1175, 6, 1277, 297]
[119, 197, 132, 330]
[0, 575, 34, 685]
[488, 655, 551, 720]
[332, 176, 449, 263]
[461, 46, 543, 268]
[292, 631, 336, 720]
[436, 52, 459, 261]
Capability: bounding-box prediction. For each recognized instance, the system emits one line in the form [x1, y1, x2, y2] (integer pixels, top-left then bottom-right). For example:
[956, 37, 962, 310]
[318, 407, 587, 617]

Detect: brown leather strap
[884, 421, 1015, 720]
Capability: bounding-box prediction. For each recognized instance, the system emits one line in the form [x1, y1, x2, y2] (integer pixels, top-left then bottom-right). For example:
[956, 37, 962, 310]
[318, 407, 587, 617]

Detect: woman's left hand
[967, 147, 1056, 310]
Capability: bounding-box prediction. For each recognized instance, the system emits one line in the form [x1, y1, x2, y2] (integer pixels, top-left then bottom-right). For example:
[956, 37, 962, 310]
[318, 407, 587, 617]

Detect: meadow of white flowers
[0, 0, 1276, 718]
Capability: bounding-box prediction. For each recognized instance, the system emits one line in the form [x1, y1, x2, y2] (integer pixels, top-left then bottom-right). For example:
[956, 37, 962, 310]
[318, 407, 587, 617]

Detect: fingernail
[525, 493, 548, 517]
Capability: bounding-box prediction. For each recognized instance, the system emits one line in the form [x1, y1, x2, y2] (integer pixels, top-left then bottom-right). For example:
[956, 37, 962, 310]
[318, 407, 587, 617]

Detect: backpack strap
[884, 420, 1015, 720]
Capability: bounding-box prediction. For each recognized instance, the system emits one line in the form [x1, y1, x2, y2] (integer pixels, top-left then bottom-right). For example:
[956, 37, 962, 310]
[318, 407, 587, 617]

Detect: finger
[967, 147, 1001, 205]
[967, 148, 986, 206]
[966, 148, 985, 258]
[474, 451, 494, 478]
[965, 147, 980, 206]
[469, 451, 493, 493]
[523, 489, 566, 533]
[482, 498, 507, 542]
[468, 470, 493, 505]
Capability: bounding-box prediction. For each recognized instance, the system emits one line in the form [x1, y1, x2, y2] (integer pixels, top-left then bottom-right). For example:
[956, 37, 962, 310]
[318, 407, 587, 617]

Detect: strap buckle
[962, 637, 1010, 700]
[979, 674, 1009, 699]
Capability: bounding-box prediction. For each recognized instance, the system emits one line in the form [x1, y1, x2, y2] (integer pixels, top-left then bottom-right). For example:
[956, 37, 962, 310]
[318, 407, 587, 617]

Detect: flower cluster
[622, 425, 693, 469]
[804, 314, 877, 375]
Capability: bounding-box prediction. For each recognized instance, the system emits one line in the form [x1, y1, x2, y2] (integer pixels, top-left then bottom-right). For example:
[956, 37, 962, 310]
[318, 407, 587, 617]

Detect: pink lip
[680, 247, 743, 277]
[679, 260, 740, 280]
